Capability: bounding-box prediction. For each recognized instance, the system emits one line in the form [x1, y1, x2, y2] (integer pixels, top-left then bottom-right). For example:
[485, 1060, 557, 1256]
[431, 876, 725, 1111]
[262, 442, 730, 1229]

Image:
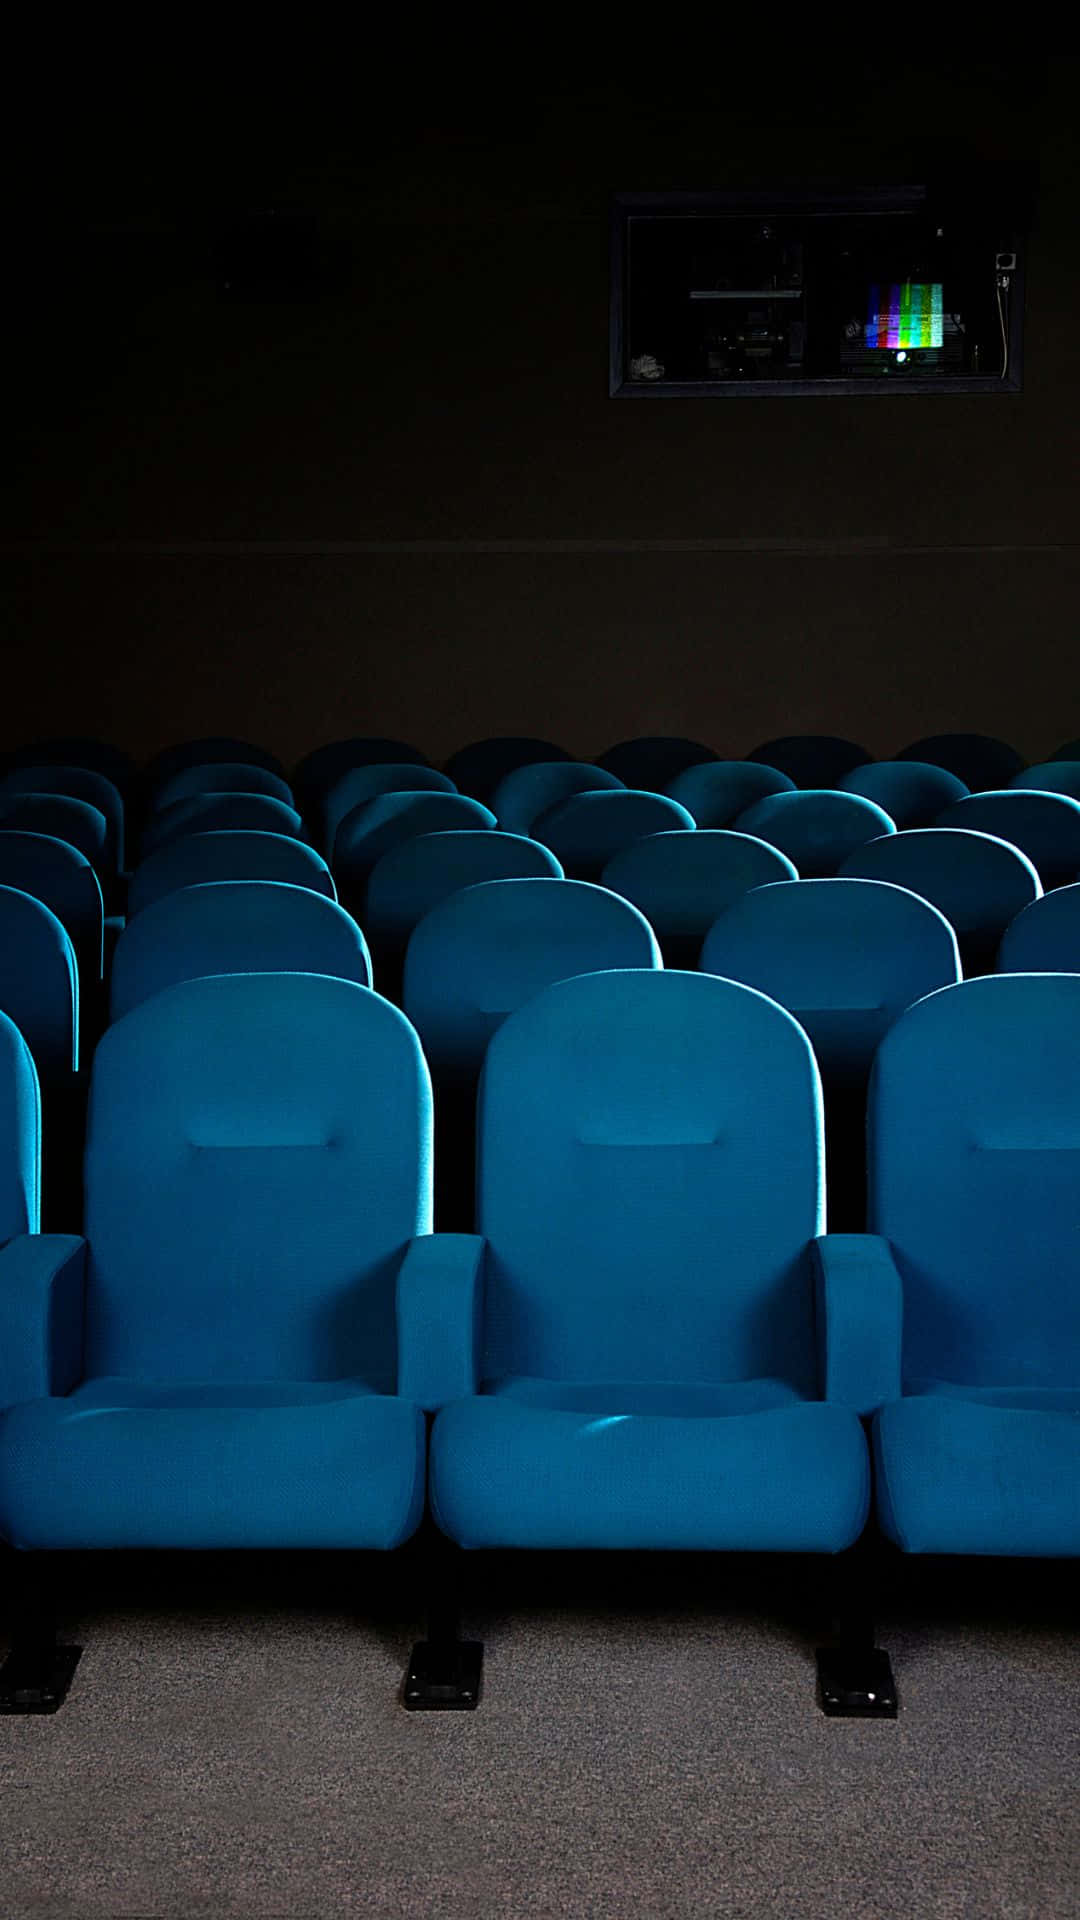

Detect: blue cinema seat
[601, 830, 797, 968]
[144, 738, 288, 784]
[127, 831, 336, 919]
[150, 760, 296, 813]
[109, 881, 372, 1021]
[746, 737, 872, 788]
[140, 793, 305, 859]
[365, 831, 562, 997]
[1048, 738, 1080, 762]
[0, 973, 429, 1708]
[333, 793, 496, 917]
[0, 887, 81, 1231]
[838, 827, 1042, 974]
[734, 791, 895, 878]
[323, 764, 457, 860]
[665, 760, 796, 826]
[444, 738, 569, 802]
[0, 833, 104, 986]
[404, 876, 660, 1228]
[292, 738, 432, 825]
[532, 789, 695, 880]
[936, 791, 1080, 891]
[0, 765, 126, 874]
[894, 733, 1024, 790]
[839, 761, 969, 828]
[865, 974, 1080, 1558]
[1009, 760, 1080, 801]
[996, 884, 1080, 973]
[404, 970, 877, 1707]
[0, 739, 136, 801]
[0, 1009, 41, 1243]
[0, 794, 110, 877]
[490, 762, 624, 835]
[594, 737, 717, 789]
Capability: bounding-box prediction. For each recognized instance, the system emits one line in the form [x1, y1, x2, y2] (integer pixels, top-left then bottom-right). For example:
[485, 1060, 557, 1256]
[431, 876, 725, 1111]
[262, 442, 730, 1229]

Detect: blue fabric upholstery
[838, 828, 1042, 971]
[128, 831, 336, 919]
[1009, 760, 1080, 800]
[445, 738, 570, 802]
[110, 881, 371, 1021]
[396, 1233, 485, 1411]
[601, 830, 797, 965]
[812, 1235, 903, 1415]
[532, 790, 695, 880]
[700, 878, 959, 1083]
[0, 1235, 84, 1402]
[145, 739, 287, 783]
[867, 973, 1080, 1555]
[665, 761, 795, 826]
[0, 832, 104, 982]
[403, 878, 660, 1076]
[937, 791, 1080, 889]
[594, 738, 717, 789]
[151, 761, 295, 812]
[1, 739, 136, 797]
[333, 793, 495, 883]
[997, 884, 1080, 972]
[365, 832, 562, 951]
[141, 794, 304, 859]
[0, 766, 125, 871]
[427, 970, 869, 1552]
[490, 762, 624, 835]
[0, 794, 109, 874]
[0, 887, 79, 1080]
[734, 792, 895, 878]
[323, 764, 456, 858]
[292, 738, 431, 814]
[0, 1015, 42, 1239]
[895, 733, 1025, 790]
[839, 760, 969, 827]
[746, 737, 871, 787]
[0, 974, 432, 1551]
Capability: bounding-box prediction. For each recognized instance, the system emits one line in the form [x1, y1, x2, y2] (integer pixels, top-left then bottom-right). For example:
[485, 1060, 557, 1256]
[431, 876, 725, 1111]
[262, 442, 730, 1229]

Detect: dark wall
[4, 56, 1077, 766]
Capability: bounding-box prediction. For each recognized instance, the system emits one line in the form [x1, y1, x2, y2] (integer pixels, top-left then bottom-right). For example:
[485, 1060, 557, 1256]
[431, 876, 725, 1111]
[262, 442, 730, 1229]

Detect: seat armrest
[396, 1234, 486, 1411]
[0, 1234, 87, 1407]
[812, 1234, 903, 1416]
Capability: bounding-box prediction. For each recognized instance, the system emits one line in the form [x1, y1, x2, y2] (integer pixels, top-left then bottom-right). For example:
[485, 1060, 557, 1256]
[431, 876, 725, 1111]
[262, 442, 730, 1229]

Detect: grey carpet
[2, 1552, 1077, 1920]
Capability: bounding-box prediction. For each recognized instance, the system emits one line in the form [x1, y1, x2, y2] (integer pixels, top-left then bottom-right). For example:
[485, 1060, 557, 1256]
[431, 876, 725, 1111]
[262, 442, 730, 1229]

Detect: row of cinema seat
[0, 962, 1077, 1720]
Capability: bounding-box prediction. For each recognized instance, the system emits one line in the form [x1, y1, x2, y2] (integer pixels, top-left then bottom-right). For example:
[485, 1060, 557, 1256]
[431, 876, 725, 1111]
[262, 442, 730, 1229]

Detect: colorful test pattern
[866, 282, 943, 349]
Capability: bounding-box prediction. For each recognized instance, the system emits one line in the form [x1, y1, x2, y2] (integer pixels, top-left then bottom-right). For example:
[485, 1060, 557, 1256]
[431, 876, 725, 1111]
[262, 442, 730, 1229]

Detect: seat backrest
[128, 830, 336, 918]
[734, 790, 895, 878]
[140, 793, 304, 859]
[151, 761, 295, 812]
[333, 792, 496, 881]
[85, 973, 430, 1385]
[0, 765, 125, 870]
[0, 886, 79, 1080]
[665, 760, 795, 826]
[404, 876, 660, 1075]
[477, 969, 823, 1389]
[532, 790, 695, 879]
[444, 737, 570, 801]
[292, 738, 431, 808]
[145, 738, 287, 783]
[490, 762, 623, 835]
[365, 831, 562, 947]
[1, 738, 135, 796]
[1009, 760, 1080, 801]
[0, 832, 104, 981]
[839, 828, 1042, 961]
[839, 760, 969, 827]
[869, 974, 1080, 1389]
[745, 736, 871, 787]
[0, 794, 109, 873]
[936, 791, 1080, 888]
[701, 878, 960, 1080]
[110, 880, 372, 1021]
[894, 733, 1024, 790]
[0, 1007, 40, 1239]
[594, 737, 717, 788]
[997, 883, 1080, 973]
[1048, 738, 1080, 763]
[323, 764, 457, 857]
[602, 830, 797, 948]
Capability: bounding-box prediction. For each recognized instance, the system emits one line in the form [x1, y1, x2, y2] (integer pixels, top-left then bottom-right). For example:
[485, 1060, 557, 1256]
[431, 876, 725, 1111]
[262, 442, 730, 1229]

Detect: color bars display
[866, 282, 943, 349]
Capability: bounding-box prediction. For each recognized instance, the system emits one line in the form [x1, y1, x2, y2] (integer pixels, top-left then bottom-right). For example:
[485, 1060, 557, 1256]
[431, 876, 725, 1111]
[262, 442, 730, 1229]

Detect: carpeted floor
[2, 1550, 1077, 1920]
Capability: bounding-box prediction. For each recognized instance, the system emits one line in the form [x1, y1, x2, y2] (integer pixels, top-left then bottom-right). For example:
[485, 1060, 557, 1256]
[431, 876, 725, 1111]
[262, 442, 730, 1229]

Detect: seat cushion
[873, 1395, 1080, 1556]
[430, 1393, 869, 1551]
[0, 1380, 425, 1550]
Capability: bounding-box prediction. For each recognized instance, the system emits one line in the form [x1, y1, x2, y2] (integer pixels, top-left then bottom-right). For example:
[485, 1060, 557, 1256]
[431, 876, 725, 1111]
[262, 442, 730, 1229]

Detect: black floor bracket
[0, 1643, 82, 1715]
[404, 1638, 483, 1710]
[816, 1645, 898, 1718]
